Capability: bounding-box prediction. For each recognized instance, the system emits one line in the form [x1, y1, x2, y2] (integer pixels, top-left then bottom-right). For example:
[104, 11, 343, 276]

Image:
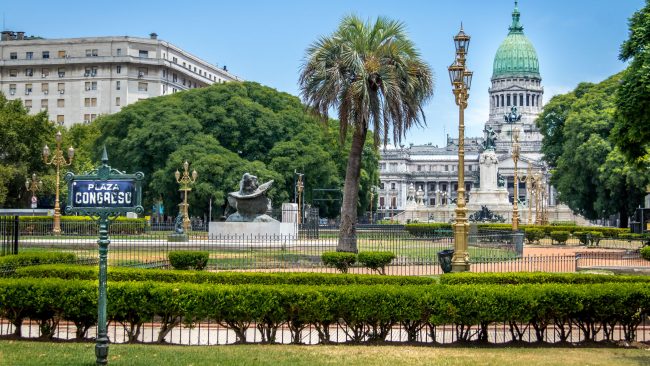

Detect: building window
[9, 84, 16, 95]
[85, 49, 98, 57]
[58, 68, 65, 78]
[507, 94, 511, 106]
[57, 99, 64, 108]
[138, 67, 148, 77]
[182, 78, 186, 86]
[41, 68, 49, 77]
[25, 84, 33, 95]
[9, 52, 17, 59]
[182, 62, 186, 67]
[58, 50, 66, 58]
[138, 82, 148, 92]
[41, 99, 48, 109]
[42, 51, 50, 59]
[26, 52, 33, 59]
[115, 97, 121, 106]
[444, 165, 449, 172]
[56, 115, 64, 125]
[84, 97, 97, 107]
[58, 83, 65, 94]
[172, 73, 177, 82]
[85, 81, 97, 91]
[24, 99, 32, 109]
[138, 50, 149, 58]
[84, 67, 98, 77]
[9, 69, 17, 77]
[172, 57, 177, 63]
[390, 183, 396, 189]
[41, 83, 49, 94]
[25, 68, 34, 77]
[116, 48, 122, 56]
[116, 81, 121, 90]
[520, 94, 524, 106]
[116, 65, 121, 74]
[417, 165, 422, 172]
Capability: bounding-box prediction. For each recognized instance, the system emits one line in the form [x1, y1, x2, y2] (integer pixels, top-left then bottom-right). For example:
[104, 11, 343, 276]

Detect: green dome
[492, 3, 540, 79]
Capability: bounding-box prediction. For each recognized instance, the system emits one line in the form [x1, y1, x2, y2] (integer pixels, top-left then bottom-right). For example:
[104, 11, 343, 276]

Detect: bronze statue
[226, 173, 277, 222]
[173, 211, 185, 234]
[483, 126, 497, 151]
[504, 106, 522, 123]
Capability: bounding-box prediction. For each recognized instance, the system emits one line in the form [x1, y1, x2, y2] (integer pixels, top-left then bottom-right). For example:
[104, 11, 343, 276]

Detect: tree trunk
[338, 126, 368, 252]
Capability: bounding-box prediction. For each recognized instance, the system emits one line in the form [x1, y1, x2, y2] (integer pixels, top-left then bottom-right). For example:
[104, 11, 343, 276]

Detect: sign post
[65, 147, 143, 366]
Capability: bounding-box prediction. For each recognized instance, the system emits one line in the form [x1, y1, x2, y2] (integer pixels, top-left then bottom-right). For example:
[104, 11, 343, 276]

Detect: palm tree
[299, 15, 434, 252]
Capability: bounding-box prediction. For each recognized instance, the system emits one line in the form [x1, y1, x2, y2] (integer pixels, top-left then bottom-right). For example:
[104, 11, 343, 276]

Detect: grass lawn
[0, 341, 648, 366]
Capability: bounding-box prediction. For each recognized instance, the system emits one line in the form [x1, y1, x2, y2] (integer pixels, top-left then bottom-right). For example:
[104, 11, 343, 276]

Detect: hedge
[403, 223, 452, 237]
[641, 246, 650, 261]
[0, 252, 77, 271]
[168, 251, 209, 270]
[13, 264, 436, 286]
[406, 223, 630, 238]
[439, 272, 650, 285]
[8, 215, 148, 235]
[550, 231, 570, 245]
[357, 251, 396, 275]
[321, 252, 357, 273]
[0, 278, 648, 344]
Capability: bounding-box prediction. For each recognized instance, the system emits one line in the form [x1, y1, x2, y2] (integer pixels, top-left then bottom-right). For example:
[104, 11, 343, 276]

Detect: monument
[467, 127, 511, 209]
[209, 173, 297, 239]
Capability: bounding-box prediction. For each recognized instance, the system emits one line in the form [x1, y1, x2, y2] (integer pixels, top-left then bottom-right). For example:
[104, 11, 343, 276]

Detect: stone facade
[0, 31, 241, 126]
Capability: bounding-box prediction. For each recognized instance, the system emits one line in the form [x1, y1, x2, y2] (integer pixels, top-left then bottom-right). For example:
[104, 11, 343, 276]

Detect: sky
[3, 0, 645, 146]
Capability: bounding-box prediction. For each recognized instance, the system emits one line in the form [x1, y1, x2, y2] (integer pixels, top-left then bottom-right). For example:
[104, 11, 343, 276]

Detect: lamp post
[175, 161, 197, 233]
[25, 173, 43, 210]
[296, 173, 304, 224]
[369, 185, 377, 224]
[525, 164, 534, 225]
[511, 127, 521, 231]
[43, 131, 74, 235]
[448, 25, 473, 272]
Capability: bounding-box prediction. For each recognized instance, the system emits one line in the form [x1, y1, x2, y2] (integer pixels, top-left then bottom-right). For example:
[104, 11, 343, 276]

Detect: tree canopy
[613, 0, 650, 167]
[537, 74, 648, 227]
[91, 81, 378, 219]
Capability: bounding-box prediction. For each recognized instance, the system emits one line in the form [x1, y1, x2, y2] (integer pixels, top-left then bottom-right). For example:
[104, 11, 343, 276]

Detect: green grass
[0, 341, 647, 366]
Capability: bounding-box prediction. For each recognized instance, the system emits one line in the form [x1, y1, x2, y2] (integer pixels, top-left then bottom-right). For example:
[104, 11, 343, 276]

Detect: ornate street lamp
[296, 173, 304, 224]
[369, 185, 377, 224]
[525, 164, 534, 225]
[175, 161, 197, 233]
[511, 127, 521, 231]
[43, 131, 74, 234]
[25, 173, 43, 211]
[448, 25, 473, 272]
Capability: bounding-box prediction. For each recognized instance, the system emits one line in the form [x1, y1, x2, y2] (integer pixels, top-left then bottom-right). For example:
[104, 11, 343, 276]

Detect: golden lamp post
[511, 127, 521, 231]
[526, 164, 534, 225]
[25, 173, 43, 210]
[296, 173, 304, 224]
[175, 161, 197, 233]
[43, 131, 74, 235]
[448, 25, 473, 272]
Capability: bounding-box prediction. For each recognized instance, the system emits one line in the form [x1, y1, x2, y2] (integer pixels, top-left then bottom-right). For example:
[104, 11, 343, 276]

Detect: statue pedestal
[209, 222, 297, 240]
[167, 233, 188, 242]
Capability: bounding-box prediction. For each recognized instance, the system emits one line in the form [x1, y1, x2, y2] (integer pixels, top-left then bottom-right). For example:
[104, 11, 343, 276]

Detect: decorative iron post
[65, 147, 143, 365]
[448, 25, 473, 272]
[43, 131, 74, 234]
[175, 161, 197, 233]
[511, 127, 520, 231]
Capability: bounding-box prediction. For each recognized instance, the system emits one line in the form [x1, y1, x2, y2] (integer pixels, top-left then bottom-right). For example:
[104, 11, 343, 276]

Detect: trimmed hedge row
[440, 272, 650, 285]
[0, 252, 77, 268]
[405, 223, 630, 238]
[642, 246, 650, 261]
[13, 264, 436, 286]
[0, 278, 648, 343]
[168, 251, 209, 270]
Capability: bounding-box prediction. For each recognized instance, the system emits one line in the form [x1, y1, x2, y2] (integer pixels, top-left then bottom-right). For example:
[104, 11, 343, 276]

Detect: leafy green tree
[299, 15, 434, 252]
[0, 94, 56, 207]
[613, 0, 650, 167]
[537, 74, 648, 227]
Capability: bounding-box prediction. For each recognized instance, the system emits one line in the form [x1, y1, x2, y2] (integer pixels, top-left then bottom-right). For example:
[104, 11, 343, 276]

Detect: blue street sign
[71, 180, 136, 208]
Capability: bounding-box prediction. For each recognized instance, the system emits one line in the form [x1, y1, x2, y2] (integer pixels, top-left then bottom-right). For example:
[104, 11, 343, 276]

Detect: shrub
[641, 246, 650, 261]
[168, 251, 209, 270]
[321, 252, 357, 273]
[589, 231, 604, 246]
[357, 251, 395, 275]
[550, 230, 570, 245]
[573, 231, 589, 246]
[440, 272, 650, 285]
[0, 252, 77, 275]
[15, 264, 436, 286]
[524, 228, 544, 243]
[404, 223, 452, 237]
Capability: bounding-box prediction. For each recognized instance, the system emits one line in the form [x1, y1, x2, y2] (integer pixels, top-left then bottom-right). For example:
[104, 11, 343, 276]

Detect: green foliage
[536, 74, 649, 226]
[524, 228, 545, 243]
[1, 278, 649, 344]
[440, 272, 650, 285]
[406, 222, 627, 239]
[0, 252, 76, 270]
[15, 264, 436, 286]
[404, 223, 453, 237]
[168, 251, 209, 270]
[299, 15, 433, 251]
[92, 82, 378, 219]
[641, 246, 650, 261]
[613, 1, 650, 166]
[357, 251, 395, 275]
[550, 231, 570, 245]
[321, 252, 357, 273]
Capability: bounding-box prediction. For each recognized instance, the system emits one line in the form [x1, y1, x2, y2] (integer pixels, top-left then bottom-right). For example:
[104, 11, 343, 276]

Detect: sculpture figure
[504, 106, 522, 123]
[226, 173, 277, 222]
[173, 211, 185, 234]
[483, 126, 497, 151]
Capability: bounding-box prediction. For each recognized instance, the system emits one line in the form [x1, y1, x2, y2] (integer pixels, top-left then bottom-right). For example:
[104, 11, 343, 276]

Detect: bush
[524, 228, 544, 243]
[440, 272, 650, 285]
[404, 223, 452, 237]
[321, 252, 357, 273]
[357, 251, 395, 275]
[0, 252, 77, 275]
[641, 246, 650, 261]
[168, 251, 209, 270]
[550, 230, 570, 245]
[589, 231, 604, 246]
[15, 264, 436, 286]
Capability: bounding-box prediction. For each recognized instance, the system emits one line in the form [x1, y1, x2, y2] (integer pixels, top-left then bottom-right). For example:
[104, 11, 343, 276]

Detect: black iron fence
[0, 216, 19, 256]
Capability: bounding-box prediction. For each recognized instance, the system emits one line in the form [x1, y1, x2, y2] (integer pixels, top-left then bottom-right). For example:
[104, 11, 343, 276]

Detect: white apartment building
[0, 31, 242, 126]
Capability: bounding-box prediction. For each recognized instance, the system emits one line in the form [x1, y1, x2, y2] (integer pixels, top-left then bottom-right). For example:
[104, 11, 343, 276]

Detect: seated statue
[226, 173, 277, 222]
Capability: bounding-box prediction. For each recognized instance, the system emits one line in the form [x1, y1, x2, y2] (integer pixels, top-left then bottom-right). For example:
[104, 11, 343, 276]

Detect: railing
[0, 216, 19, 256]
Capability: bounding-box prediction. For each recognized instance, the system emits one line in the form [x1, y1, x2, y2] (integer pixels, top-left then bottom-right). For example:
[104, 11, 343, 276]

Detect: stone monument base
[468, 188, 511, 206]
[209, 222, 297, 240]
[167, 233, 189, 242]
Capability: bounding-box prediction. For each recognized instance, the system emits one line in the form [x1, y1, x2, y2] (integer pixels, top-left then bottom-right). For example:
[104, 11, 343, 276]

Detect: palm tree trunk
[338, 125, 368, 252]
